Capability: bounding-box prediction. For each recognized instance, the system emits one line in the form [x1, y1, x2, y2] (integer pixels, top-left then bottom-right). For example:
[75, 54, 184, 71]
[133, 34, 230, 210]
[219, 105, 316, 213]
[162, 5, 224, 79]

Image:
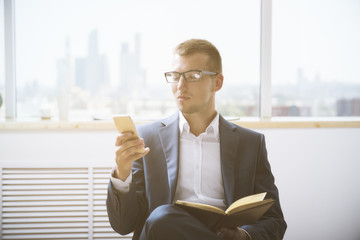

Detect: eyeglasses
[164, 70, 217, 83]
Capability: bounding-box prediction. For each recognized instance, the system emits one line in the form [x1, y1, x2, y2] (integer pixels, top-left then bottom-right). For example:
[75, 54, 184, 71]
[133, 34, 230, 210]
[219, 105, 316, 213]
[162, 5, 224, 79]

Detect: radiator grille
[0, 167, 132, 239]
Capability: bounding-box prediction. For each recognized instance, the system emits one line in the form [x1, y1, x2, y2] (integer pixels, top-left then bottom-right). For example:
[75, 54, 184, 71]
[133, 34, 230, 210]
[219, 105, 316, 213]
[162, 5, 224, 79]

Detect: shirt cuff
[238, 227, 252, 240]
[110, 166, 132, 193]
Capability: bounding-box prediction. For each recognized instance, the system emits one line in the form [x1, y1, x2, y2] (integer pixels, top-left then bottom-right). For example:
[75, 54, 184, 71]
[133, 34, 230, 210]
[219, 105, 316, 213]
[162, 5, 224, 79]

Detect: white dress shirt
[173, 112, 226, 210]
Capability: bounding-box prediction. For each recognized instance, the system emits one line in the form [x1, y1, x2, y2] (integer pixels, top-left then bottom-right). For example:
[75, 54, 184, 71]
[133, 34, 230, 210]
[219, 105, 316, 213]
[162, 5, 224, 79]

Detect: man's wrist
[114, 166, 131, 181]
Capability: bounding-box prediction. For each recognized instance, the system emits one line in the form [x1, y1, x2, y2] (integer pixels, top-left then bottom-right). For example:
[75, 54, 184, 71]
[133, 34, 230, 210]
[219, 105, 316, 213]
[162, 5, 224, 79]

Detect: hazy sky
[12, 0, 260, 89]
[272, 0, 360, 84]
[1, 0, 360, 90]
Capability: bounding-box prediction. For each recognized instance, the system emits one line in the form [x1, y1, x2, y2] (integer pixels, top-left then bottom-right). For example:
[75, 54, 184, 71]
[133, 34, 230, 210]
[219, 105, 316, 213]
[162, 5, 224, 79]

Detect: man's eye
[187, 74, 200, 80]
[193, 73, 201, 78]
[185, 73, 200, 79]
[166, 73, 179, 79]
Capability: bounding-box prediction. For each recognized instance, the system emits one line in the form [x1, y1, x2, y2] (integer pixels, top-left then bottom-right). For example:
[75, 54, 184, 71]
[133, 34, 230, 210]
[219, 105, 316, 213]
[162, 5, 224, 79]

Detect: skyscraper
[119, 33, 146, 97]
[74, 30, 110, 94]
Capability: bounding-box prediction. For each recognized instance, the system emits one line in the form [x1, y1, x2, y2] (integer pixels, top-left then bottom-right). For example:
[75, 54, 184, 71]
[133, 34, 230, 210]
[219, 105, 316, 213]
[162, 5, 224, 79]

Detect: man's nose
[177, 74, 188, 90]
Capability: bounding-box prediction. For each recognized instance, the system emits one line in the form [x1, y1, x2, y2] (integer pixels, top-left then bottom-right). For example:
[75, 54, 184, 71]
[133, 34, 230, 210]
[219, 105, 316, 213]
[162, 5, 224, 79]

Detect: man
[107, 39, 287, 240]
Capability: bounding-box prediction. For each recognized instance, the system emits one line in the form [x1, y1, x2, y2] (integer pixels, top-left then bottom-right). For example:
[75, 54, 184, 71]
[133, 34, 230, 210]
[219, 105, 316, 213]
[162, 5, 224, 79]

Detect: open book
[174, 192, 274, 230]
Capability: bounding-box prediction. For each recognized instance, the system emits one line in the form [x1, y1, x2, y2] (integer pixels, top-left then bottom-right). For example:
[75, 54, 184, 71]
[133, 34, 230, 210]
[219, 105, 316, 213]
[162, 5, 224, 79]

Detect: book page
[175, 200, 225, 215]
[222, 199, 275, 228]
[225, 192, 267, 214]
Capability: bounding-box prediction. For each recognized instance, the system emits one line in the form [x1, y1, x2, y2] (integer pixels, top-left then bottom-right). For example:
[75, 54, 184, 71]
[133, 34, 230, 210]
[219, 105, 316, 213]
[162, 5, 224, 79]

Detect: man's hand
[114, 132, 150, 181]
[217, 227, 251, 240]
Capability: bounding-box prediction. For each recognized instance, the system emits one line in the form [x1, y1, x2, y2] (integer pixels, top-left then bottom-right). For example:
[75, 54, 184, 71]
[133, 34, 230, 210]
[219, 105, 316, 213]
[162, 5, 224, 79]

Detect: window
[11, 0, 260, 120]
[4, 0, 358, 121]
[272, 0, 360, 116]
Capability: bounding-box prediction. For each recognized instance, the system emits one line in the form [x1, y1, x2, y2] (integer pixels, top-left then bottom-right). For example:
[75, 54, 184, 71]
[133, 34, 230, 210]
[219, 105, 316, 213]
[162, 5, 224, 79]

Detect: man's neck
[182, 110, 218, 137]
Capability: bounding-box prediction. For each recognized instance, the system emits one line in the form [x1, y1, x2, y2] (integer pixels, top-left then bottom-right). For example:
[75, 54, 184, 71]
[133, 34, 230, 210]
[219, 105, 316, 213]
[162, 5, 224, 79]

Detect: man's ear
[213, 73, 224, 92]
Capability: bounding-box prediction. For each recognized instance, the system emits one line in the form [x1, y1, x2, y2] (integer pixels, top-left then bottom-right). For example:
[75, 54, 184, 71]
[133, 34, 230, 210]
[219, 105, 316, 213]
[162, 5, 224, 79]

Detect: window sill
[1, 117, 359, 130]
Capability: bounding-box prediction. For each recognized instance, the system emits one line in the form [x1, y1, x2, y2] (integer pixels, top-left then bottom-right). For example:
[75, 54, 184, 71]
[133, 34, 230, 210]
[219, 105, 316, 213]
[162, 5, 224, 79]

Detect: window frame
[3, 0, 17, 120]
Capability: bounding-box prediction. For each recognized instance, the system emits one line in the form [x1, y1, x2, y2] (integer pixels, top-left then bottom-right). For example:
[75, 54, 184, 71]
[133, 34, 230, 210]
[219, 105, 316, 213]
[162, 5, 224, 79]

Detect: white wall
[1, 127, 360, 240]
[259, 128, 360, 240]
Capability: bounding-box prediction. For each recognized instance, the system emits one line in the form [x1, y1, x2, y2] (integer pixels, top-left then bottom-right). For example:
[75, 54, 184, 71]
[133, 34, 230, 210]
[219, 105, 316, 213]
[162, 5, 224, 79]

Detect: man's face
[170, 53, 222, 116]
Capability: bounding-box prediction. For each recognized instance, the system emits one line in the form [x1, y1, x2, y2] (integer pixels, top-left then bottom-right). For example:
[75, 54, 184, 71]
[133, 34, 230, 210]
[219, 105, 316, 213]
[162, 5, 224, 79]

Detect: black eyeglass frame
[164, 70, 218, 83]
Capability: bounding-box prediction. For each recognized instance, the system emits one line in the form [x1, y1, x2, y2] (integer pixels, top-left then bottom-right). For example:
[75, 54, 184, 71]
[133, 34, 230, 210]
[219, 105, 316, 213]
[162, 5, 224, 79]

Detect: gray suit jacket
[107, 112, 287, 239]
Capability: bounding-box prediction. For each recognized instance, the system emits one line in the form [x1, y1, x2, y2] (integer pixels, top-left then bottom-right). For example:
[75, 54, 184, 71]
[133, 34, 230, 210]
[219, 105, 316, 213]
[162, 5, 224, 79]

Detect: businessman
[107, 39, 287, 240]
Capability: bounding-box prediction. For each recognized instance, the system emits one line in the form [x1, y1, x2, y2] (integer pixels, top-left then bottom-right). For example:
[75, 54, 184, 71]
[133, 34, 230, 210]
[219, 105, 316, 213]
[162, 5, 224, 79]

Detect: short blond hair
[173, 39, 222, 73]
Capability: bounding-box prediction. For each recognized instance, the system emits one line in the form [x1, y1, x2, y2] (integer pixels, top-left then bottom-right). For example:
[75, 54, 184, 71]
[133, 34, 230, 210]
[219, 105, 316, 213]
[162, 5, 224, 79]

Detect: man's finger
[115, 132, 134, 146]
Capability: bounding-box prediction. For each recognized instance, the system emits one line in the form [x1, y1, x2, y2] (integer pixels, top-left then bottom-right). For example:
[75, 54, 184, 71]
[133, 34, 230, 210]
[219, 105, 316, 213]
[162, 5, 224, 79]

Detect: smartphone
[113, 115, 145, 153]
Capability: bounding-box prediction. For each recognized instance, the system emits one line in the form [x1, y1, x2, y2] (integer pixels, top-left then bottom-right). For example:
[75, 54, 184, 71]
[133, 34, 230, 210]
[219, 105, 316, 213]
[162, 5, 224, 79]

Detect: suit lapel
[158, 113, 179, 203]
[219, 115, 240, 206]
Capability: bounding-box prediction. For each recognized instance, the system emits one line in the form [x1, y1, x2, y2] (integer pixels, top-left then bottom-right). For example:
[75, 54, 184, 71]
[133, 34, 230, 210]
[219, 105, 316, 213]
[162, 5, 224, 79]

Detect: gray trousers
[139, 204, 223, 240]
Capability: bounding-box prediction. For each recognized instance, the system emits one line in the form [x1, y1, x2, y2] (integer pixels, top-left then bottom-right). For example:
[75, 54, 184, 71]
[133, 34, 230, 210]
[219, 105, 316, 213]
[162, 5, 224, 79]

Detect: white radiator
[0, 165, 132, 240]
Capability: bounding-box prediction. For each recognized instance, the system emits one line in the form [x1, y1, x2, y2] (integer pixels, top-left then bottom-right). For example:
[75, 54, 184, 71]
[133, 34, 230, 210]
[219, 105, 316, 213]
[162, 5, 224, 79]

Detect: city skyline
[1, 27, 360, 118]
[51, 29, 360, 117]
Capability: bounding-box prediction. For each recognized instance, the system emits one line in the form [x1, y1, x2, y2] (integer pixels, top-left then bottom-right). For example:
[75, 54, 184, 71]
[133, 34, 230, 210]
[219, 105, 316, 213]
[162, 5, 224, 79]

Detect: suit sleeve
[106, 158, 148, 236]
[241, 134, 287, 240]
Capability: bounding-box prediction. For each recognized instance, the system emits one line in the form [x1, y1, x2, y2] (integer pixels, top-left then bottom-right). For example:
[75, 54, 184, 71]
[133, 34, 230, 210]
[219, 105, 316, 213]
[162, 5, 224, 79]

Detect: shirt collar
[179, 111, 220, 138]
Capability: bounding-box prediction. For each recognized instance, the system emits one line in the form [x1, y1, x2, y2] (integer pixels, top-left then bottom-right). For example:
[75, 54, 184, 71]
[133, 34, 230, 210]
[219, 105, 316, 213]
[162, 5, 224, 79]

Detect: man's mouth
[177, 95, 190, 101]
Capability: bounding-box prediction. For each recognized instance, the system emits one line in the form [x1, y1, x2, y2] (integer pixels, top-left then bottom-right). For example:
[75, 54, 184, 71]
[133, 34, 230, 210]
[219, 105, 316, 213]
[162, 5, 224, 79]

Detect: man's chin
[178, 106, 197, 115]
